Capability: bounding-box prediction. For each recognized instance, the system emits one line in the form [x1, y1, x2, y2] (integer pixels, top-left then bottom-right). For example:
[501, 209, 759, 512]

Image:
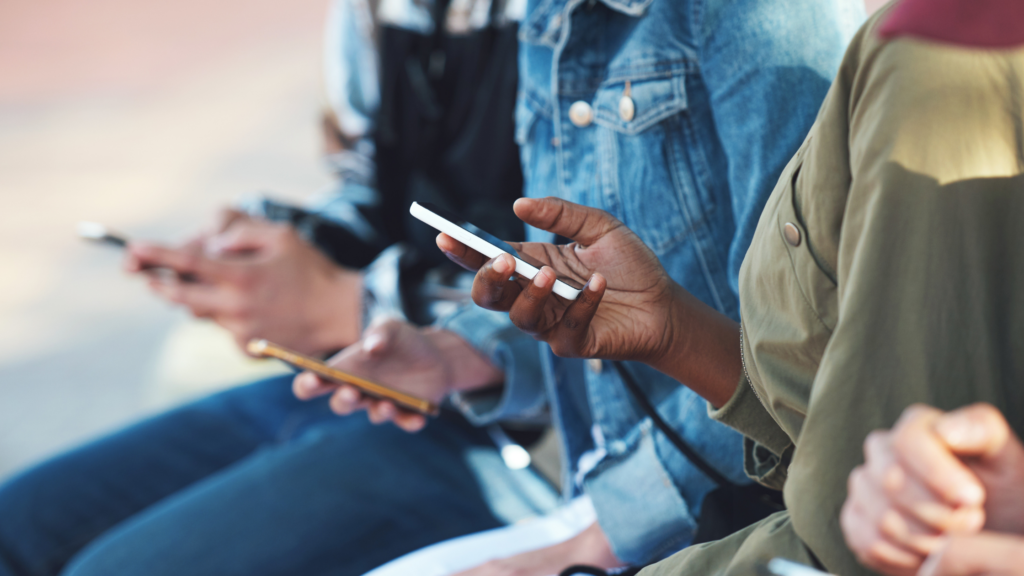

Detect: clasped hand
[841, 403, 1024, 576]
[124, 209, 363, 355]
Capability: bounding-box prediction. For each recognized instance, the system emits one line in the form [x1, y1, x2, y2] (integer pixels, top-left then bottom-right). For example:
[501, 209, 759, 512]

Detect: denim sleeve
[584, 376, 748, 565]
[323, 0, 379, 137]
[698, 0, 864, 296]
[437, 305, 549, 425]
[240, 0, 386, 257]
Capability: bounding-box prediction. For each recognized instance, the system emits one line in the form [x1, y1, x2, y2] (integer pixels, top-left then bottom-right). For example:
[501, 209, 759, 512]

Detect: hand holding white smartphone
[409, 201, 583, 300]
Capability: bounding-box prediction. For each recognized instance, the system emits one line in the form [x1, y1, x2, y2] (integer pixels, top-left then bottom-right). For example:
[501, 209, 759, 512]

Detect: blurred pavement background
[0, 0, 331, 478]
[0, 0, 889, 480]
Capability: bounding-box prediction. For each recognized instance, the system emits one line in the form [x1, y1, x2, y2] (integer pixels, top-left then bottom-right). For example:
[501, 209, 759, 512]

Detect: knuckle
[509, 309, 540, 334]
[862, 543, 891, 568]
[891, 424, 921, 455]
[549, 339, 580, 359]
[848, 466, 866, 494]
[865, 430, 889, 455]
[965, 402, 1007, 429]
[521, 286, 543, 304]
[899, 404, 935, 427]
[472, 285, 501, 310]
[880, 463, 905, 496]
[839, 500, 858, 538]
[181, 252, 201, 271]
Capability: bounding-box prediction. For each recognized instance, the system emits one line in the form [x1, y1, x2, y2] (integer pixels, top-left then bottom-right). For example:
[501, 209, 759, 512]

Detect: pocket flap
[515, 89, 552, 145]
[593, 74, 687, 135]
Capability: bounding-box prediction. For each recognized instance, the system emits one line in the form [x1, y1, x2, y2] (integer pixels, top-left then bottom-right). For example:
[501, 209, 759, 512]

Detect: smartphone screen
[418, 202, 585, 290]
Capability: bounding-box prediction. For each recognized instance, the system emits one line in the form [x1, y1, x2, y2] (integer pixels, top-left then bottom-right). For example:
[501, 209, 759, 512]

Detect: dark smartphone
[77, 221, 197, 282]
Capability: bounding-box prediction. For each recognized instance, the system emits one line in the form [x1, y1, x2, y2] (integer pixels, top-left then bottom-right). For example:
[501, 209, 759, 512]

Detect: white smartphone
[410, 201, 583, 300]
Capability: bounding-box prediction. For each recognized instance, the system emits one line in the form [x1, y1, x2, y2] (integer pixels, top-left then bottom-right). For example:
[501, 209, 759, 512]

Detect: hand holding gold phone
[247, 339, 440, 416]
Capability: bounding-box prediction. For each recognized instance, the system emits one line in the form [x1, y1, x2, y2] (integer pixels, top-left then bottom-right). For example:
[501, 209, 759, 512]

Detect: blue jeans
[0, 376, 556, 576]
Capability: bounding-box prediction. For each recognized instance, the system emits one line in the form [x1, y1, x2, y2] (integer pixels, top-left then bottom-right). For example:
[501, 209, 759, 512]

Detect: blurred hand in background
[841, 403, 1024, 576]
[292, 318, 504, 432]
[125, 208, 363, 356]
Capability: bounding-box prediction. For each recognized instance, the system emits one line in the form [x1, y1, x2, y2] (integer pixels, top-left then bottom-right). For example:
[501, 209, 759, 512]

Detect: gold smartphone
[247, 339, 440, 416]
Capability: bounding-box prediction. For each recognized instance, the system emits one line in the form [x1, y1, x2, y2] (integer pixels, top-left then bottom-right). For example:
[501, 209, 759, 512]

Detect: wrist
[649, 283, 741, 408]
[425, 328, 503, 392]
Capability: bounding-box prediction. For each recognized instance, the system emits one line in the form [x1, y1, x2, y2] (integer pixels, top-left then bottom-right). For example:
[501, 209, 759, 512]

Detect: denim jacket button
[569, 101, 594, 127]
[618, 96, 635, 122]
[587, 358, 603, 374]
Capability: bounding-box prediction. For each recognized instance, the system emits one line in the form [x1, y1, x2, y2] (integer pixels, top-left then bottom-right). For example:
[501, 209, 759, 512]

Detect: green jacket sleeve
[707, 373, 793, 490]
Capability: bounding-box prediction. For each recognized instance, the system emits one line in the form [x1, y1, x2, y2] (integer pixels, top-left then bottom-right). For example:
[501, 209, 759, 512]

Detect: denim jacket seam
[662, 125, 729, 312]
[519, 0, 562, 47]
[521, 87, 554, 119]
[692, 0, 708, 62]
[593, 102, 684, 135]
[673, 113, 735, 307]
[550, 0, 587, 200]
[602, 58, 694, 83]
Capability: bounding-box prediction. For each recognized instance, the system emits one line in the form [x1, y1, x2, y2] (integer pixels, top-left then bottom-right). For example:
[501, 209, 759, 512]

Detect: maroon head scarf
[879, 0, 1024, 48]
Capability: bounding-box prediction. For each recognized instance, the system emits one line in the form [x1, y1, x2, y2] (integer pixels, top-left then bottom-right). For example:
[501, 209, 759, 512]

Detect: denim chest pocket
[591, 74, 696, 255]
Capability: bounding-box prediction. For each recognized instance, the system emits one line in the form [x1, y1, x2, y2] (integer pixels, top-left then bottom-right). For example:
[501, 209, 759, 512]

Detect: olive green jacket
[642, 7, 1024, 576]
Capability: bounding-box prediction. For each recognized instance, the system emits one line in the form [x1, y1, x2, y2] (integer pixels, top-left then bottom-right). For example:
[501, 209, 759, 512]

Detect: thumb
[215, 208, 249, 233]
[205, 222, 270, 256]
[362, 319, 404, 358]
[934, 403, 1012, 460]
[513, 197, 623, 247]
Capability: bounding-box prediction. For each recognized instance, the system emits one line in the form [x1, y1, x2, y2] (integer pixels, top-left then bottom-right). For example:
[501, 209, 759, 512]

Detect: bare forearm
[651, 284, 742, 408]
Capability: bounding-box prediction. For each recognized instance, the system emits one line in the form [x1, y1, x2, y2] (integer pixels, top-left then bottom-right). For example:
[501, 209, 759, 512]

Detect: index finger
[128, 242, 213, 279]
[437, 233, 489, 271]
[892, 405, 986, 507]
[215, 208, 249, 233]
[293, 370, 337, 400]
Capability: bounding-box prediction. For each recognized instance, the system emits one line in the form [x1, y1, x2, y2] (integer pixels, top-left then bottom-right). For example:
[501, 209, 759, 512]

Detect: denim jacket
[441, 0, 863, 565]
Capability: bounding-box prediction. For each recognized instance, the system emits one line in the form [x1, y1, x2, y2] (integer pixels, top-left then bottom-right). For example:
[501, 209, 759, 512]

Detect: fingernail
[300, 374, 319, 392]
[935, 416, 984, 448]
[493, 256, 511, 275]
[534, 267, 553, 288]
[340, 387, 360, 402]
[950, 506, 986, 531]
[957, 482, 984, 506]
[880, 510, 909, 539]
[204, 236, 227, 256]
[586, 274, 601, 291]
[363, 333, 384, 352]
[911, 501, 956, 526]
